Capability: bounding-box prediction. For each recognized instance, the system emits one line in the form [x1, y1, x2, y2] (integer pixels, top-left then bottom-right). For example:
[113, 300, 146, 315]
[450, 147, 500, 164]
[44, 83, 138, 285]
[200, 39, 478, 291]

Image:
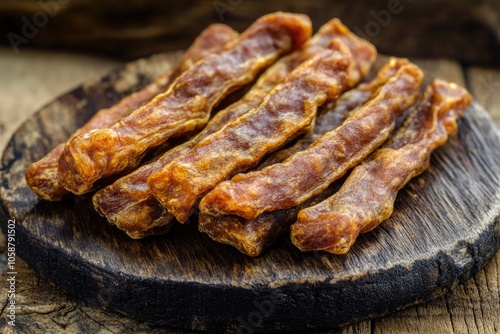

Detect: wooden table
[0, 47, 498, 333]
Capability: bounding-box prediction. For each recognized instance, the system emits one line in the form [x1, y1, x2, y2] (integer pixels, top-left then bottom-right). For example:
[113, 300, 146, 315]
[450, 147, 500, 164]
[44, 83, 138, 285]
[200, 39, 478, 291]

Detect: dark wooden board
[0, 53, 499, 333]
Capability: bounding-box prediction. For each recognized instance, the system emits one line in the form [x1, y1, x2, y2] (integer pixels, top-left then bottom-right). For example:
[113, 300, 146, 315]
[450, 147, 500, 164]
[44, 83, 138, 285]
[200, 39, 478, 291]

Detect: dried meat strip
[25, 24, 237, 201]
[291, 80, 471, 253]
[197, 59, 409, 255]
[92, 95, 268, 238]
[200, 64, 424, 220]
[198, 180, 344, 257]
[324, 19, 376, 88]
[260, 57, 409, 168]
[58, 12, 312, 195]
[93, 18, 374, 238]
[149, 40, 356, 223]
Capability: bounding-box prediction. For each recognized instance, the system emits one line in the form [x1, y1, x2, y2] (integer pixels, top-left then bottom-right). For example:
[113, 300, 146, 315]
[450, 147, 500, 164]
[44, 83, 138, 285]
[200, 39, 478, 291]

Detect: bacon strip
[200, 64, 423, 220]
[25, 24, 237, 201]
[291, 80, 472, 253]
[58, 12, 312, 195]
[197, 58, 409, 255]
[92, 19, 376, 238]
[148, 40, 358, 223]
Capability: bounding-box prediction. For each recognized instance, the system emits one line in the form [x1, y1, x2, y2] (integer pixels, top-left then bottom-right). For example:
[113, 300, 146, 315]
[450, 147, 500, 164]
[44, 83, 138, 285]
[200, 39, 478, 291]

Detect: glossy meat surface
[291, 80, 472, 253]
[197, 59, 409, 255]
[200, 64, 423, 220]
[25, 24, 238, 201]
[93, 18, 373, 237]
[150, 41, 355, 223]
[198, 180, 343, 257]
[260, 57, 408, 168]
[59, 12, 312, 195]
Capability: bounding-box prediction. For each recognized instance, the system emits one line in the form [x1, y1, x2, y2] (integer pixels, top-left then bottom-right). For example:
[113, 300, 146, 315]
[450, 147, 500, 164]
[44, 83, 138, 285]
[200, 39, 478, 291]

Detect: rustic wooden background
[0, 0, 499, 65]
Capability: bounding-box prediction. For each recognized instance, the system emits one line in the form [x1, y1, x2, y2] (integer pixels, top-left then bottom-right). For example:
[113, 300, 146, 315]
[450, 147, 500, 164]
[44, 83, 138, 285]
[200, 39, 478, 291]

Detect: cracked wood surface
[0, 48, 499, 333]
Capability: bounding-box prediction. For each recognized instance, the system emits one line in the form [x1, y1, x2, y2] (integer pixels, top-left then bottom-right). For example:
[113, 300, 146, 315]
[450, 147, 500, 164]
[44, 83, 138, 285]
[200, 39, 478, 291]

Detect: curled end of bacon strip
[291, 208, 364, 254]
[26, 145, 68, 201]
[198, 212, 292, 257]
[59, 128, 132, 195]
[92, 174, 176, 239]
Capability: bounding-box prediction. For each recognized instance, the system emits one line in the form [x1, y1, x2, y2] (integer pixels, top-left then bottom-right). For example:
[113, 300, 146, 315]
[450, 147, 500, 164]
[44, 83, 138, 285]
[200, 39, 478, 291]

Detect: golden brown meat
[25, 24, 238, 201]
[197, 58, 409, 255]
[58, 12, 313, 195]
[92, 18, 375, 238]
[198, 180, 344, 257]
[149, 40, 357, 223]
[200, 64, 423, 220]
[260, 57, 409, 168]
[291, 80, 472, 253]
[324, 19, 375, 88]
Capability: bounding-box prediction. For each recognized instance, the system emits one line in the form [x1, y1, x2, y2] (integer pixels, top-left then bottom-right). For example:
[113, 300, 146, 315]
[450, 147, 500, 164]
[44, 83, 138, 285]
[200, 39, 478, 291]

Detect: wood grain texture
[0, 52, 498, 332]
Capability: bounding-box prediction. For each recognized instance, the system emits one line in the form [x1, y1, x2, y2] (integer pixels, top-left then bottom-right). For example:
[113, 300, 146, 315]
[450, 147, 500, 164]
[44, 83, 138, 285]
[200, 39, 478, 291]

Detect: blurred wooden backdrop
[1, 0, 499, 65]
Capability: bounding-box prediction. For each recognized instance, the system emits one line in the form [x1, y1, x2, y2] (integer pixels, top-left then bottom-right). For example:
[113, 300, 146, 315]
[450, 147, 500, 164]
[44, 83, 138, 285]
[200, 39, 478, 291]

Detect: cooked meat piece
[200, 64, 423, 220]
[291, 80, 471, 253]
[197, 58, 409, 255]
[93, 18, 375, 238]
[58, 12, 312, 195]
[260, 57, 408, 168]
[25, 24, 238, 201]
[150, 40, 356, 223]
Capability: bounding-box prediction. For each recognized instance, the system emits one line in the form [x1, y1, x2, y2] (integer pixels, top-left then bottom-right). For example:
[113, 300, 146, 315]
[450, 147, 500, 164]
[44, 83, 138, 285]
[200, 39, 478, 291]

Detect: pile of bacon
[26, 12, 472, 257]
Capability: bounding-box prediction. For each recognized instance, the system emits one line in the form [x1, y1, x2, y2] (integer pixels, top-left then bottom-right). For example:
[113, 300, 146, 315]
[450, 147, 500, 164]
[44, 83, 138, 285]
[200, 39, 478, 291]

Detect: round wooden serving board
[1, 53, 499, 333]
